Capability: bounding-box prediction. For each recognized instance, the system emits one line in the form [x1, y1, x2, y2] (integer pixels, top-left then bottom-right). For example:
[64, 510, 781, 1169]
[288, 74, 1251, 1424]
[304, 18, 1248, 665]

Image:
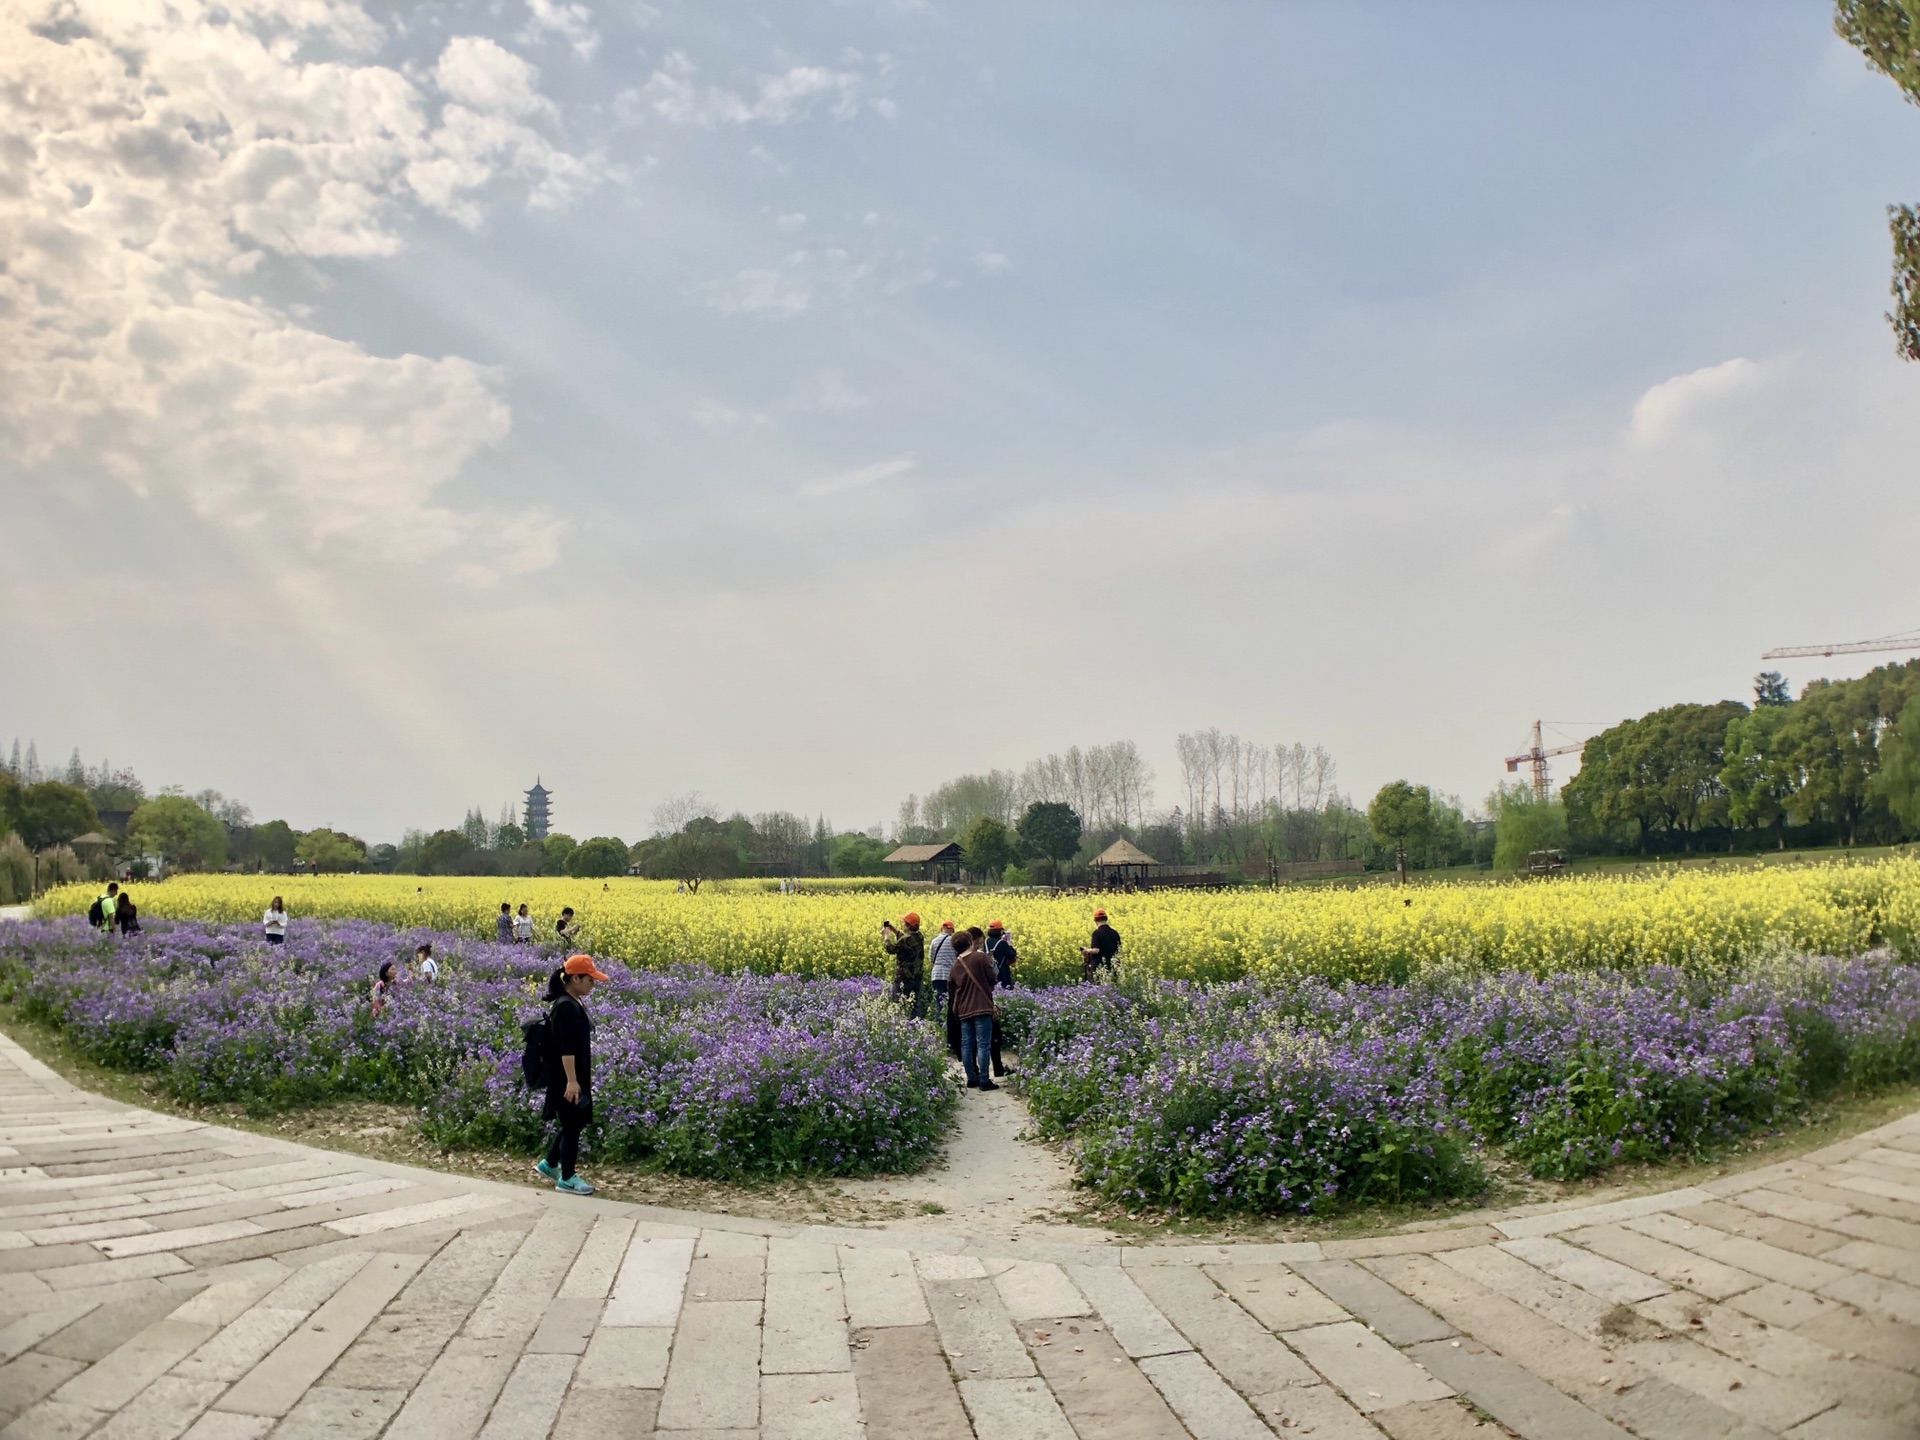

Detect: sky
[4, 0, 1920, 843]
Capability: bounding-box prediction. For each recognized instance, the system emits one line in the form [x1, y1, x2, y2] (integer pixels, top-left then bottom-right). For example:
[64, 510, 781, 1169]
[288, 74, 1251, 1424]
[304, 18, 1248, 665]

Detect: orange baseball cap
[940, 919, 955, 930]
[563, 953, 610, 980]
[1093, 909, 1107, 920]
[987, 920, 1004, 931]
[901, 912, 921, 926]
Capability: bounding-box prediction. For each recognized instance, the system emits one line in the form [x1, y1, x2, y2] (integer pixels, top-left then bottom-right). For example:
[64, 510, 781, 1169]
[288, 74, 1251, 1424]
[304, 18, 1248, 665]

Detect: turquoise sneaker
[555, 1174, 595, 1196]
[534, 1158, 557, 1181]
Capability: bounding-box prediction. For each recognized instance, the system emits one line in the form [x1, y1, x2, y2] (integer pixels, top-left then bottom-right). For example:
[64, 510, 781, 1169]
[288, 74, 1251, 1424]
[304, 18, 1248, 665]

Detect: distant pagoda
[523, 778, 553, 840]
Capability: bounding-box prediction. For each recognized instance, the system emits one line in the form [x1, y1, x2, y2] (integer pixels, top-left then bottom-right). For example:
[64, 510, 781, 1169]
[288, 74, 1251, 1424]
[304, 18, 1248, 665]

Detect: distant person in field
[90, 881, 119, 931]
[413, 942, 438, 984]
[948, 930, 999, 1090]
[371, 960, 398, 1016]
[496, 902, 514, 944]
[881, 912, 926, 1017]
[1082, 907, 1121, 982]
[116, 891, 140, 935]
[263, 896, 288, 945]
[537, 953, 609, 1195]
[556, 907, 577, 946]
[513, 903, 533, 944]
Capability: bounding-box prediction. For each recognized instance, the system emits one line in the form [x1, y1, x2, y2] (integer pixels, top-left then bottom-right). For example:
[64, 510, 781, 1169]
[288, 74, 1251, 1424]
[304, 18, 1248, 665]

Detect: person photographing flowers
[536, 953, 610, 1195]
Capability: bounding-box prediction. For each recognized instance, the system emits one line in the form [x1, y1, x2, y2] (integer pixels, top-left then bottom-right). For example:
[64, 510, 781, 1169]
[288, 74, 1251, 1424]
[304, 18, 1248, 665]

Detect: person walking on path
[1082, 907, 1121, 983]
[262, 896, 288, 945]
[881, 912, 926, 1017]
[512, 903, 534, 943]
[948, 930, 999, 1090]
[496, 903, 514, 944]
[536, 953, 609, 1195]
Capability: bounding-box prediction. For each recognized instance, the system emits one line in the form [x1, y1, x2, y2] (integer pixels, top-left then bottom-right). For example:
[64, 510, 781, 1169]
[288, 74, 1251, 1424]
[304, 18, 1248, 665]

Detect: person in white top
[512, 904, 534, 943]
[928, 920, 957, 1026]
[263, 897, 288, 945]
[413, 943, 439, 983]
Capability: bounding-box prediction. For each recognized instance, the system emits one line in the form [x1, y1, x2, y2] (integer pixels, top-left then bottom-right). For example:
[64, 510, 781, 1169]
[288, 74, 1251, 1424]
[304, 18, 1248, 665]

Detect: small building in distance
[1091, 838, 1158, 888]
[883, 841, 962, 884]
[523, 779, 553, 840]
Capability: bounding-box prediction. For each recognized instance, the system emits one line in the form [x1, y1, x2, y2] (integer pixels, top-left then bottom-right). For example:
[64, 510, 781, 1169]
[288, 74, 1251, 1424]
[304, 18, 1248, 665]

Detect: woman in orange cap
[536, 953, 610, 1195]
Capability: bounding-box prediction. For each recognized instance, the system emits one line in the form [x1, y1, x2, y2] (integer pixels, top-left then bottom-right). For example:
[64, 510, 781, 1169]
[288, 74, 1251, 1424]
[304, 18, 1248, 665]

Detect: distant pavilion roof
[1092, 839, 1158, 867]
[883, 843, 962, 865]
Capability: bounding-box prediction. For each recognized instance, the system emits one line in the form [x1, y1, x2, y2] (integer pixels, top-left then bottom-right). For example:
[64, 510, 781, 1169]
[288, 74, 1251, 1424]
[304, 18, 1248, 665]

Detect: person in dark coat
[1082, 908, 1121, 982]
[948, 931, 999, 1090]
[535, 953, 609, 1195]
[881, 912, 926, 1017]
[986, 921, 1016, 1077]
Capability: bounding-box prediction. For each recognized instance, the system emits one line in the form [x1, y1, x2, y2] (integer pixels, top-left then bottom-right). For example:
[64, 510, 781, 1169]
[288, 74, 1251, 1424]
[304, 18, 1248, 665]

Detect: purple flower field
[999, 956, 1920, 1214]
[0, 918, 956, 1180]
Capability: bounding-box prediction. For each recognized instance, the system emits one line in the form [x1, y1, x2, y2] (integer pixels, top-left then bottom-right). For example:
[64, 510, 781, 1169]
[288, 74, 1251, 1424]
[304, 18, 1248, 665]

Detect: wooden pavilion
[1091, 838, 1158, 888]
[882, 842, 962, 883]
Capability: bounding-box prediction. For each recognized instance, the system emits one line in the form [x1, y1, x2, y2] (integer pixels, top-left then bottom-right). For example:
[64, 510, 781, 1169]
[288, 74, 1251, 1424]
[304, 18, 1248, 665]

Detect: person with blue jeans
[946, 931, 999, 1090]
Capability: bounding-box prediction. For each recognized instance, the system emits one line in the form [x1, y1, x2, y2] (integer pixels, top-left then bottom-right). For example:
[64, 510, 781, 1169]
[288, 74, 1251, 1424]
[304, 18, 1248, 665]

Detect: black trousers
[544, 1100, 588, 1179]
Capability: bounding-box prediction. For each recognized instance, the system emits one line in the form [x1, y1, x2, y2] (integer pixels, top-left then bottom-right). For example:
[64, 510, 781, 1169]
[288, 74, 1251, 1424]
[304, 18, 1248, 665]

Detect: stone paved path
[1, 1029, 1917, 1440]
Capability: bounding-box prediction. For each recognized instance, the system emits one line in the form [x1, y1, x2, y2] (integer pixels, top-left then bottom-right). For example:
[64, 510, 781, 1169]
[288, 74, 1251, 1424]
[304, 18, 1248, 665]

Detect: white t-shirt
[416, 956, 438, 982]
[512, 914, 533, 940]
[263, 908, 287, 936]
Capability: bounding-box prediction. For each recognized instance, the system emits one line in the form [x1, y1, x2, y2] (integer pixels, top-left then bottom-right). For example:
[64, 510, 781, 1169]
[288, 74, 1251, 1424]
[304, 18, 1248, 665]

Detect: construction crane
[1761, 627, 1920, 661]
[1504, 720, 1583, 802]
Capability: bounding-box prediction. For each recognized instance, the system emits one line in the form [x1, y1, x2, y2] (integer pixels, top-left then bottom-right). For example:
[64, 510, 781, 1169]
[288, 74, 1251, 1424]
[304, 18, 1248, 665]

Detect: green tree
[16, 781, 97, 853]
[128, 795, 227, 871]
[295, 828, 365, 873]
[567, 835, 630, 879]
[1367, 781, 1432, 882]
[541, 833, 578, 874]
[421, 829, 474, 874]
[1016, 802, 1082, 886]
[494, 822, 525, 851]
[1563, 701, 1745, 851]
[1835, 2, 1920, 357]
[0, 769, 21, 837]
[960, 816, 1014, 883]
[1722, 704, 1799, 848]
[1875, 692, 1920, 833]
[1777, 679, 1881, 844]
[827, 832, 893, 876]
[250, 819, 299, 870]
[1490, 784, 1569, 872]
[1753, 670, 1793, 707]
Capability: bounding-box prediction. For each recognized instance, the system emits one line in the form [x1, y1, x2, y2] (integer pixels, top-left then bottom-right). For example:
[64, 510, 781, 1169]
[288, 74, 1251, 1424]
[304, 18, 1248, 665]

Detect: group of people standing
[881, 907, 1122, 1091]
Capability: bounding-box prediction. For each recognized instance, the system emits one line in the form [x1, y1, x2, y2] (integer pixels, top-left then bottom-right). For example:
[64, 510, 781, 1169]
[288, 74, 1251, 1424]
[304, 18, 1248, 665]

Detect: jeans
[931, 978, 949, 1022]
[960, 1014, 994, 1087]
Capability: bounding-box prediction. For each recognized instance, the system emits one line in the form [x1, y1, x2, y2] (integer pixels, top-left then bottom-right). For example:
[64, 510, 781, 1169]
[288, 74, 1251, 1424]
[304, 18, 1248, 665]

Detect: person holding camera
[881, 912, 926, 1017]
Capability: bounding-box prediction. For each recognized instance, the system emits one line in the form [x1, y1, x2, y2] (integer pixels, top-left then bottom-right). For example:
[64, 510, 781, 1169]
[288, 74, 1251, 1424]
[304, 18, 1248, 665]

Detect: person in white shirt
[263, 897, 288, 945]
[928, 920, 958, 1043]
[513, 904, 534, 943]
[413, 943, 439, 983]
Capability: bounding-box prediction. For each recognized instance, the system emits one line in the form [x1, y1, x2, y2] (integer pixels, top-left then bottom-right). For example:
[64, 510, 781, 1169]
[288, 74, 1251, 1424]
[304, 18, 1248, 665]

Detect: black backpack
[519, 1012, 550, 1087]
[87, 898, 104, 927]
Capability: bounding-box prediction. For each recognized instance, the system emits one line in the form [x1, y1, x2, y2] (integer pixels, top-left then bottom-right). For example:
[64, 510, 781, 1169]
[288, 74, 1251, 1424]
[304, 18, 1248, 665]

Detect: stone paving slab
[1, 1025, 1918, 1438]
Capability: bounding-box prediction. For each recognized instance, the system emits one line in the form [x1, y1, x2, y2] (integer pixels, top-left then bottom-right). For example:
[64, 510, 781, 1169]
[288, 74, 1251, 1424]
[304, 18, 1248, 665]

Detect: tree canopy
[128, 795, 227, 871]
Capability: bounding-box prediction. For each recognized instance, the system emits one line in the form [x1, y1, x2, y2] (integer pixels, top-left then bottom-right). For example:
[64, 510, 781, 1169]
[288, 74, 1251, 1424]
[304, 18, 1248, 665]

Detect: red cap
[563, 953, 610, 980]
[1093, 909, 1107, 920]
[987, 920, 1004, 931]
[902, 912, 920, 927]
[940, 919, 955, 930]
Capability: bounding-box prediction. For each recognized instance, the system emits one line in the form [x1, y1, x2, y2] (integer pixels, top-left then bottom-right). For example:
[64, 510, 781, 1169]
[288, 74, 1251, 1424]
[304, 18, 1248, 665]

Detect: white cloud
[797, 454, 916, 498]
[1629, 356, 1764, 445]
[787, 369, 870, 413]
[0, 0, 601, 578]
[776, 211, 808, 233]
[974, 250, 1011, 275]
[621, 51, 866, 127]
[701, 268, 812, 317]
[522, 0, 599, 59]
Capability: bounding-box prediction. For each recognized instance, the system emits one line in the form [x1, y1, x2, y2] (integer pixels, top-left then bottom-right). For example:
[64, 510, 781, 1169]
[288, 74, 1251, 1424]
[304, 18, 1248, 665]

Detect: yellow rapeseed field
[37, 857, 1920, 986]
